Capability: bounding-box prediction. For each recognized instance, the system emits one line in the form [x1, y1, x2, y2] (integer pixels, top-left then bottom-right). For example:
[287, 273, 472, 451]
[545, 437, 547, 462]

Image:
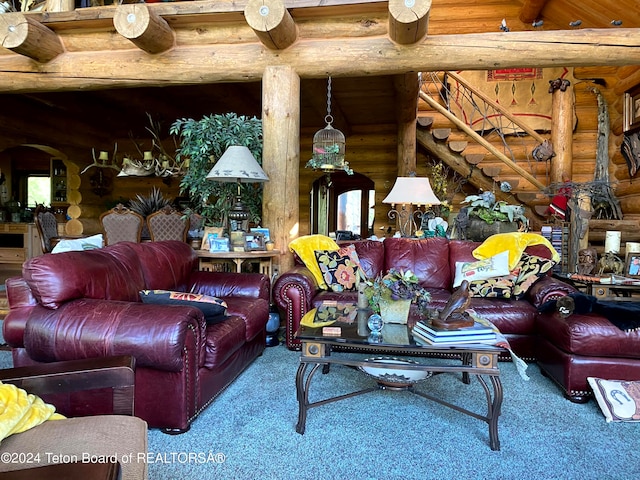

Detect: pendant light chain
[325, 76, 334, 125]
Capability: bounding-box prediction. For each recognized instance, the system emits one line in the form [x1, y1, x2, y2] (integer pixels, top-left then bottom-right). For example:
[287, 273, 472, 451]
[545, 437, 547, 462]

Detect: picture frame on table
[201, 227, 224, 250]
[209, 237, 230, 253]
[624, 85, 640, 133]
[624, 254, 640, 278]
[245, 233, 265, 251]
[250, 227, 270, 242]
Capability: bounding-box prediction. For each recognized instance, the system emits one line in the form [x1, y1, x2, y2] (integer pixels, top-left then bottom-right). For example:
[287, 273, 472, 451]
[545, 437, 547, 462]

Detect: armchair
[0, 355, 147, 480]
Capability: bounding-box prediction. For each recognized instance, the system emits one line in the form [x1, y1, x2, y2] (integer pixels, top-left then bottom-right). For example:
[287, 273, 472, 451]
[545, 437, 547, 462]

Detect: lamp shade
[382, 177, 441, 207]
[206, 146, 269, 183]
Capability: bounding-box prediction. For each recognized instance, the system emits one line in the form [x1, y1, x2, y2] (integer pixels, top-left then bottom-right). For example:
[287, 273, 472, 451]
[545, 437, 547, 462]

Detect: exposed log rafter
[244, 0, 298, 50]
[0, 13, 64, 63]
[113, 4, 176, 55]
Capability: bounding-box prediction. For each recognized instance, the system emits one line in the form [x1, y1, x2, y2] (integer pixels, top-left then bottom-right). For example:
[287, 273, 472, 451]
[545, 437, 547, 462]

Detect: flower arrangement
[364, 268, 431, 317]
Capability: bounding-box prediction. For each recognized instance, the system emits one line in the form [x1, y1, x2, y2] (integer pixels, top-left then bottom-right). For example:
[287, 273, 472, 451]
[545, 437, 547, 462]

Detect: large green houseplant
[170, 113, 263, 227]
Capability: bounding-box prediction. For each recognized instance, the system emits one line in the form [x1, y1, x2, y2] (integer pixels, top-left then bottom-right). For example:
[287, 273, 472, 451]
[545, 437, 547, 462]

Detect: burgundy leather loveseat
[273, 236, 570, 360]
[3, 240, 269, 433]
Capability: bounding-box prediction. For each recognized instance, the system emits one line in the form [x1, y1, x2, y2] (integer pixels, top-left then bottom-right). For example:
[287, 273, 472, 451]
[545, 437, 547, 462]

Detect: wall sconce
[382, 176, 441, 237]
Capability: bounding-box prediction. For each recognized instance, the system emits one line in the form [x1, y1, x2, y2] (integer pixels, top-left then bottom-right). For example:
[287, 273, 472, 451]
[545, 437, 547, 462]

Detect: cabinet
[0, 223, 42, 265]
[51, 159, 68, 205]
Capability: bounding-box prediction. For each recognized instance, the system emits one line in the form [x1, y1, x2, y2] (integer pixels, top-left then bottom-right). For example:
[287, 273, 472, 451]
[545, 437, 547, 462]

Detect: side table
[196, 249, 280, 277]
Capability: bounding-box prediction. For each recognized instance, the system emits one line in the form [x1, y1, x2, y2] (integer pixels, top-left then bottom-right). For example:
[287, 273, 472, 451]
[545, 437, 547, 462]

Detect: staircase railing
[419, 71, 551, 192]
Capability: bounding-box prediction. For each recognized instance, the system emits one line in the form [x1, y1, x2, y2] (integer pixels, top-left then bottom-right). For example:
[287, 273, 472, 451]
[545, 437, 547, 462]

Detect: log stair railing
[418, 71, 550, 195]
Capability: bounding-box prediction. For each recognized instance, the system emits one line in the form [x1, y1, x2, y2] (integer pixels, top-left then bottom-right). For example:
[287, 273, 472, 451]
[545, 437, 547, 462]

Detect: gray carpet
[146, 345, 636, 480]
[0, 343, 636, 479]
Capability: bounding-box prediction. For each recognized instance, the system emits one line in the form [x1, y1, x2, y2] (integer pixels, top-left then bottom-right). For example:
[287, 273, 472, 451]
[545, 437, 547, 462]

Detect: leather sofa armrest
[526, 275, 578, 308]
[23, 299, 204, 372]
[273, 266, 321, 349]
[188, 271, 270, 302]
[3, 277, 39, 349]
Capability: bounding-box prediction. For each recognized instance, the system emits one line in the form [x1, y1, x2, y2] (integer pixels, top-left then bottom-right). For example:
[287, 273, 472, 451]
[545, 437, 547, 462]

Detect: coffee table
[295, 308, 505, 451]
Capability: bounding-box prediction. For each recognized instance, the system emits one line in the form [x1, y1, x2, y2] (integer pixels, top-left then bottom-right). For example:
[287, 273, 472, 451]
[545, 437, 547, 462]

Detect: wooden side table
[196, 249, 280, 277]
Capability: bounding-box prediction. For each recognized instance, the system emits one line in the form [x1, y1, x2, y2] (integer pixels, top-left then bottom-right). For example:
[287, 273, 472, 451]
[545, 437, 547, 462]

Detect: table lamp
[206, 146, 269, 232]
[382, 176, 441, 237]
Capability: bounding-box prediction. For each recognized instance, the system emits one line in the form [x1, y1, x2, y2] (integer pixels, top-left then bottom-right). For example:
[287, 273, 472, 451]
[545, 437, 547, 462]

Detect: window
[27, 176, 51, 207]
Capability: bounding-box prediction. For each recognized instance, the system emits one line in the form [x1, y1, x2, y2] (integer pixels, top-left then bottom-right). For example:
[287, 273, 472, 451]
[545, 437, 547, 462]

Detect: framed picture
[209, 237, 229, 252]
[201, 227, 224, 250]
[624, 254, 640, 278]
[245, 233, 265, 251]
[624, 85, 640, 133]
[250, 227, 270, 242]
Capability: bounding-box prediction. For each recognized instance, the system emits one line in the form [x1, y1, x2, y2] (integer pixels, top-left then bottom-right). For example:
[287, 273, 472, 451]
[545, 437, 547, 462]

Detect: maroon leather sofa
[274, 236, 640, 403]
[3, 240, 269, 433]
[273, 237, 570, 360]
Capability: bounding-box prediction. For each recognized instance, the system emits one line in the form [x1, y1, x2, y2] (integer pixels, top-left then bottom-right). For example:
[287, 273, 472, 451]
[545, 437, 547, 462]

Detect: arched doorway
[310, 171, 375, 238]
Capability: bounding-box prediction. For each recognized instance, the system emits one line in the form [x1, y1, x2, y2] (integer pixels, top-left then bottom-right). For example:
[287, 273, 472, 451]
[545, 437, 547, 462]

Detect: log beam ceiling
[0, 2, 638, 92]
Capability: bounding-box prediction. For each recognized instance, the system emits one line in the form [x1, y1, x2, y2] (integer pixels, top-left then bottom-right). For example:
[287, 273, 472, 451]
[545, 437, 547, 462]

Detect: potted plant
[169, 113, 263, 227]
[364, 268, 431, 324]
[455, 186, 529, 241]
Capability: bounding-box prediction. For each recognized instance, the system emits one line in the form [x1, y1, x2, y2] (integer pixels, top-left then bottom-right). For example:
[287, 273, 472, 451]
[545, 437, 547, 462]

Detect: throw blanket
[473, 232, 560, 270]
[539, 292, 640, 332]
[0, 382, 65, 443]
[471, 313, 529, 381]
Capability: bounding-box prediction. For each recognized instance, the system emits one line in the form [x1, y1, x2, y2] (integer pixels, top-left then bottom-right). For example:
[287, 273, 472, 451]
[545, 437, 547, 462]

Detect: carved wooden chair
[99, 203, 144, 245]
[146, 205, 189, 242]
[33, 205, 62, 253]
[0, 356, 147, 479]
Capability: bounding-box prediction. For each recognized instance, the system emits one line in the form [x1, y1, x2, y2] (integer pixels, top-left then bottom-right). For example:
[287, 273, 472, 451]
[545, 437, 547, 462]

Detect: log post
[518, 0, 548, 24]
[244, 0, 297, 50]
[114, 4, 175, 55]
[550, 80, 575, 185]
[45, 0, 75, 12]
[388, 0, 431, 45]
[262, 65, 300, 274]
[0, 13, 64, 63]
[394, 73, 419, 175]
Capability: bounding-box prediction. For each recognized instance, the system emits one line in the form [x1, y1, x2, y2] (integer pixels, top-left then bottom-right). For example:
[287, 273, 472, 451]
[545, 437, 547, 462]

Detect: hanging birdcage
[306, 76, 352, 175]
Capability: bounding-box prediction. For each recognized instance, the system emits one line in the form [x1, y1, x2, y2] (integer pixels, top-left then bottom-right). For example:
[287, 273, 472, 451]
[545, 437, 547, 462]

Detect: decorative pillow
[51, 234, 104, 254]
[315, 244, 362, 293]
[512, 253, 555, 300]
[472, 232, 560, 270]
[453, 250, 510, 288]
[139, 290, 228, 325]
[468, 275, 516, 299]
[587, 377, 640, 423]
[289, 235, 339, 289]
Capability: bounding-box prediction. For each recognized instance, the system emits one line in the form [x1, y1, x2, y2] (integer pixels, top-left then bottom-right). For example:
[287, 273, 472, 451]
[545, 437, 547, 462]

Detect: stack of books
[412, 319, 497, 345]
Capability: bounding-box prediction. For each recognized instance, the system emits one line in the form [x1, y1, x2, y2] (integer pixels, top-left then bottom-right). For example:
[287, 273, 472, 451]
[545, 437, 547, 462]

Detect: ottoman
[535, 311, 640, 402]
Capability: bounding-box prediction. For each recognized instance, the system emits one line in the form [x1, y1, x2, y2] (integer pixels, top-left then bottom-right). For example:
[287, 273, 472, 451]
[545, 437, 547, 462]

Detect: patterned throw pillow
[314, 244, 362, 293]
[468, 275, 516, 299]
[140, 290, 228, 325]
[453, 250, 510, 288]
[588, 377, 640, 423]
[289, 235, 340, 289]
[512, 254, 555, 300]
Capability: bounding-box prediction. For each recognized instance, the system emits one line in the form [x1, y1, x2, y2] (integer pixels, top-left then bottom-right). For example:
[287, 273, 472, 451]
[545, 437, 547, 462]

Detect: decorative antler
[81, 147, 121, 175]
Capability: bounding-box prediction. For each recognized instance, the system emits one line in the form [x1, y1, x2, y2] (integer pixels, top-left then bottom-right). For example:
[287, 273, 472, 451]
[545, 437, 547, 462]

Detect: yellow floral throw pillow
[289, 235, 339, 289]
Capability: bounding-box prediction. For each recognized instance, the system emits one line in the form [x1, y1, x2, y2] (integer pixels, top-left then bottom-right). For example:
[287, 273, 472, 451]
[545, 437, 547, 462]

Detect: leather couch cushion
[126, 241, 198, 291]
[537, 312, 640, 359]
[341, 240, 385, 280]
[383, 237, 451, 289]
[22, 243, 145, 309]
[203, 316, 246, 368]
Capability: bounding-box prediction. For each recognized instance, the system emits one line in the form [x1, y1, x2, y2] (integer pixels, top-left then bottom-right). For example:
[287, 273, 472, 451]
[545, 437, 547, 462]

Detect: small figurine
[577, 247, 598, 275]
[431, 280, 474, 330]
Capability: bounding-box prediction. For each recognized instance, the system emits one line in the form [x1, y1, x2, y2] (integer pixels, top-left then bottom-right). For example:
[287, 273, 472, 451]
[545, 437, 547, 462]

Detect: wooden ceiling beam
[114, 4, 175, 54]
[0, 28, 637, 93]
[244, 0, 298, 50]
[0, 13, 64, 63]
[388, 0, 431, 45]
[519, 0, 549, 24]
